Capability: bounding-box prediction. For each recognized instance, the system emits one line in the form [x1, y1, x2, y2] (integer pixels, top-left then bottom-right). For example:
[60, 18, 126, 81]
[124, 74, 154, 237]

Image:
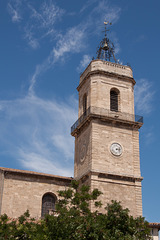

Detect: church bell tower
[71, 22, 143, 217]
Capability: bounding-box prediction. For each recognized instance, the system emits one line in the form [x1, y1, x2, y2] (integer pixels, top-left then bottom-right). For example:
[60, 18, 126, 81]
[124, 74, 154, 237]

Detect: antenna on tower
[96, 21, 117, 63]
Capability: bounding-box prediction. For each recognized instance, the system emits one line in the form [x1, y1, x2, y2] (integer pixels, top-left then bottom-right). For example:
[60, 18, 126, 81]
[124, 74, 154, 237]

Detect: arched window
[110, 89, 119, 112]
[41, 193, 56, 217]
[83, 94, 87, 114]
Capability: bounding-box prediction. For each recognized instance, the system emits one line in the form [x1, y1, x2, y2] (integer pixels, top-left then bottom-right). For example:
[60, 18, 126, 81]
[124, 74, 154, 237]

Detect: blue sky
[0, 0, 160, 222]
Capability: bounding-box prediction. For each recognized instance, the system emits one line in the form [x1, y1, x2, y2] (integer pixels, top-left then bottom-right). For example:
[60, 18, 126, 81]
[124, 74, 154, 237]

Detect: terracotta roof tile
[149, 222, 160, 230]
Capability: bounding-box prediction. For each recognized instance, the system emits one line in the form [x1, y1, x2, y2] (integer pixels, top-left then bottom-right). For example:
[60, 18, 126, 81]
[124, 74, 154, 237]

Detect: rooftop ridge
[0, 166, 73, 180]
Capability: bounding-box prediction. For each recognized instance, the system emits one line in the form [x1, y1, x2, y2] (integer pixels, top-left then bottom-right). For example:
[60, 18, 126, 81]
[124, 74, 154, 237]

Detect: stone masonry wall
[90, 74, 134, 115]
[91, 120, 141, 178]
[74, 124, 92, 179]
[78, 77, 91, 117]
[0, 171, 4, 215]
[90, 174, 142, 217]
[1, 172, 71, 218]
[80, 60, 133, 84]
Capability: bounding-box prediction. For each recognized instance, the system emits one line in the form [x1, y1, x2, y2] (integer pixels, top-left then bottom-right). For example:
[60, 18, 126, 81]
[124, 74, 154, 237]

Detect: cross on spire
[103, 21, 112, 37]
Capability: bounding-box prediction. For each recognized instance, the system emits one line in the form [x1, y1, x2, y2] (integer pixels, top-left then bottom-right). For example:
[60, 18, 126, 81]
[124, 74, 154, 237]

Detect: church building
[0, 22, 159, 239]
[71, 58, 143, 217]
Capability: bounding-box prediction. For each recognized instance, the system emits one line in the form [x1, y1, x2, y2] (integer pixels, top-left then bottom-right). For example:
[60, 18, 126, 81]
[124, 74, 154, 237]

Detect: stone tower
[71, 23, 143, 217]
[71, 59, 143, 217]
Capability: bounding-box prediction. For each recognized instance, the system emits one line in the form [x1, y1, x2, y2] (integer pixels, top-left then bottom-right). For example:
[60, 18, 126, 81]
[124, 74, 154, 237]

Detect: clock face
[110, 143, 122, 156]
[79, 139, 87, 163]
[80, 144, 86, 163]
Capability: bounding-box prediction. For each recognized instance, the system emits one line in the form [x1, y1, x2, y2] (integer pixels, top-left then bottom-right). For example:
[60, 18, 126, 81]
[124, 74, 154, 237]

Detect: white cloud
[8, 0, 65, 49]
[0, 94, 77, 177]
[27, 0, 121, 98]
[77, 55, 91, 72]
[134, 79, 155, 114]
[40, 1, 64, 28]
[28, 1, 64, 30]
[109, 32, 121, 55]
[29, 25, 86, 94]
[24, 27, 39, 49]
[19, 150, 73, 177]
[52, 26, 86, 61]
[89, 0, 121, 32]
[25, 1, 65, 48]
[8, 0, 121, 93]
[7, 0, 22, 22]
[79, 0, 121, 60]
[29, 65, 43, 95]
[144, 129, 154, 145]
[52, 134, 73, 160]
[80, 0, 98, 14]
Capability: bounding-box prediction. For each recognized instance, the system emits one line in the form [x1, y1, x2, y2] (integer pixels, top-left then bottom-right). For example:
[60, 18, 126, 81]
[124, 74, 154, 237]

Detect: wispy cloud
[53, 26, 86, 61]
[0, 94, 77, 176]
[109, 32, 121, 55]
[7, 0, 22, 22]
[24, 2, 64, 48]
[79, 0, 121, 60]
[28, 1, 64, 31]
[7, 0, 88, 95]
[29, 25, 87, 94]
[77, 55, 92, 72]
[19, 150, 72, 177]
[8, 0, 65, 49]
[88, 0, 121, 34]
[39, 1, 64, 28]
[28, 0, 121, 93]
[29, 65, 44, 96]
[7, 0, 121, 94]
[80, 0, 98, 14]
[24, 27, 39, 49]
[144, 128, 154, 145]
[134, 79, 155, 114]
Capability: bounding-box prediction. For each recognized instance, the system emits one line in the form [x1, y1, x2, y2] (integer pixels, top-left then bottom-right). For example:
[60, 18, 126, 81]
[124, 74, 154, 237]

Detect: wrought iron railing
[71, 107, 143, 133]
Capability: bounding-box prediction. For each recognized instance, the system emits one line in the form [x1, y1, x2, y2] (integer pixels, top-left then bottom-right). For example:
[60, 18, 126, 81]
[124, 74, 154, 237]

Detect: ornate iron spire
[96, 21, 117, 63]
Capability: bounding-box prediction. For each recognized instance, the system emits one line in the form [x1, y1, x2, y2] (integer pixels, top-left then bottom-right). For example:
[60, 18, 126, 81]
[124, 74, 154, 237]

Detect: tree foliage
[0, 180, 151, 239]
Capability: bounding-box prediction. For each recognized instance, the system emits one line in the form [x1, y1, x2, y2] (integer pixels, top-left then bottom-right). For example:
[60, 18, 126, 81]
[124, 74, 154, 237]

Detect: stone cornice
[77, 69, 135, 91]
[80, 60, 133, 81]
[71, 113, 143, 137]
[75, 169, 143, 183]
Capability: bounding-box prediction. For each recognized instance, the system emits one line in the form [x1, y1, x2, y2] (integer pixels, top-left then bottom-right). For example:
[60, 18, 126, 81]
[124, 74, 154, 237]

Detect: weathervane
[96, 21, 117, 63]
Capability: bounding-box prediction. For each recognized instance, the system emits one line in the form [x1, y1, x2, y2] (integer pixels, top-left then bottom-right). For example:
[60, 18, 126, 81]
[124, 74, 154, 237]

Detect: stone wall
[74, 124, 92, 179]
[75, 59, 143, 218]
[90, 173, 142, 217]
[90, 74, 134, 115]
[80, 60, 133, 84]
[0, 168, 71, 218]
[91, 120, 141, 178]
[78, 60, 135, 116]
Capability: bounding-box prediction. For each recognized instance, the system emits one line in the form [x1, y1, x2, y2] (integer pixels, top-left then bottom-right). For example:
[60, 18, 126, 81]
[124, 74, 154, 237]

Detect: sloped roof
[0, 166, 73, 181]
[149, 222, 160, 230]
